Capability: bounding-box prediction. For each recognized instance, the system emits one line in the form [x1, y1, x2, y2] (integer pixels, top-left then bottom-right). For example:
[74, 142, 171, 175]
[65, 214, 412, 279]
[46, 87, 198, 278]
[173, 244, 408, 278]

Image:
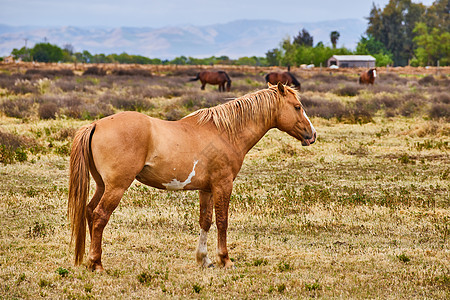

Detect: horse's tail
[219, 71, 231, 91]
[358, 76, 362, 84]
[189, 73, 200, 81]
[68, 123, 96, 265]
[223, 71, 232, 90]
[287, 72, 301, 91]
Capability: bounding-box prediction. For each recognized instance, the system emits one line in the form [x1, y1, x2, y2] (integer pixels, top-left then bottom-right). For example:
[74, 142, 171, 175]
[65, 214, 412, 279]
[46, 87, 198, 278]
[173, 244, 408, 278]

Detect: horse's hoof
[207, 263, 215, 268]
[94, 265, 104, 272]
[223, 260, 235, 269]
[87, 261, 104, 272]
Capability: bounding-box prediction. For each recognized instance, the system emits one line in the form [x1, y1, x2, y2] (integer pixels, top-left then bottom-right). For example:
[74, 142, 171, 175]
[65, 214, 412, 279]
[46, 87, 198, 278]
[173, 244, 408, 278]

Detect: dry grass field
[0, 63, 449, 299]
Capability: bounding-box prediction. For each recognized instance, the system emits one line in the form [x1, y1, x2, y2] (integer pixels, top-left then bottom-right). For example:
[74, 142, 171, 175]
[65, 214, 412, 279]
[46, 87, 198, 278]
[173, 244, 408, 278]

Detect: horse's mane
[286, 72, 300, 86]
[218, 71, 231, 82]
[185, 85, 295, 138]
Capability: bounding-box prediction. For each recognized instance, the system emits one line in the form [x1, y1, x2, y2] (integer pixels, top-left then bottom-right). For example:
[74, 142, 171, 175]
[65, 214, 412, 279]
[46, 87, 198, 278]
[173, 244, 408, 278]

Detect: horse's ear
[277, 82, 286, 96]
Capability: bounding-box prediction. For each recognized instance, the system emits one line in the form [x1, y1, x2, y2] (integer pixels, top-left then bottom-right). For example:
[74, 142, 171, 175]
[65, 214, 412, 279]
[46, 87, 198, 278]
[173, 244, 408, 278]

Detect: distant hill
[0, 19, 366, 59]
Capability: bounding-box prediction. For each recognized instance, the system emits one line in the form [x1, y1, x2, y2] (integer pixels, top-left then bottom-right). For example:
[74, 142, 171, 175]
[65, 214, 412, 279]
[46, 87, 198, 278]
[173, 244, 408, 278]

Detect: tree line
[7, 0, 449, 67]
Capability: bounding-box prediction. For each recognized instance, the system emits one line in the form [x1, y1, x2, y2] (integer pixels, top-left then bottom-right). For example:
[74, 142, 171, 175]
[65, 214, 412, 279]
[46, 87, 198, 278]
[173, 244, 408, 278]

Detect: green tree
[424, 0, 450, 32]
[280, 37, 297, 67]
[266, 48, 282, 66]
[356, 34, 393, 66]
[412, 22, 450, 66]
[11, 47, 32, 61]
[330, 31, 340, 49]
[367, 0, 425, 66]
[170, 56, 188, 65]
[31, 43, 64, 62]
[293, 29, 313, 47]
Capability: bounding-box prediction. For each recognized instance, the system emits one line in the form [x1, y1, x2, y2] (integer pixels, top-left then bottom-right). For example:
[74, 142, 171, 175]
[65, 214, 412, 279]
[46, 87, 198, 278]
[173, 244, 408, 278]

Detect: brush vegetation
[0, 63, 449, 299]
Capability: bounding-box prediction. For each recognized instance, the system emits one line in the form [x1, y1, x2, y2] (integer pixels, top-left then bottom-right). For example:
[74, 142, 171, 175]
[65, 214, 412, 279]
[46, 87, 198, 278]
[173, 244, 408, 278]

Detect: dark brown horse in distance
[265, 72, 301, 91]
[190, 70, 232, 92]
[359, 68, 377, 85]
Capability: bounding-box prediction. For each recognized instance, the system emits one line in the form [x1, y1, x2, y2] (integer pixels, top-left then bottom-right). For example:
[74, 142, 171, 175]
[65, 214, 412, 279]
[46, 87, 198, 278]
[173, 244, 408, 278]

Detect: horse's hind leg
[201, 81, 206, 90]
[86, 184, 104, 239]
[86, 166, 105, 239]
[87, 186, 127, 272]
[196, 191, 214, 268]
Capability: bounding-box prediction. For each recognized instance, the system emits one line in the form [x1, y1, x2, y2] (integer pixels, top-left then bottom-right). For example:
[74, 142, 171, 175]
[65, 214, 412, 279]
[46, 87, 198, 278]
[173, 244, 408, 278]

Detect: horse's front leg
[212, 181, 234, 268]
[196, 190, 214, 268]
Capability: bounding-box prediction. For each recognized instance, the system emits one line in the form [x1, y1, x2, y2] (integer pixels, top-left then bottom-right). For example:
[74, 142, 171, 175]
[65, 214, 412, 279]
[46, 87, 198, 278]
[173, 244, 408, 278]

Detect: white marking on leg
[163, 160, 198, 190]
[196, 229, 212, 267]
[198, 229, 208, 255]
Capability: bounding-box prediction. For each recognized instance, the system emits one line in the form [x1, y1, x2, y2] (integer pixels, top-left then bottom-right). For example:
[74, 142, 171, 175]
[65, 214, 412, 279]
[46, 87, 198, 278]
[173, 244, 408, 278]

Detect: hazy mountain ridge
[0, 19, 367, 59]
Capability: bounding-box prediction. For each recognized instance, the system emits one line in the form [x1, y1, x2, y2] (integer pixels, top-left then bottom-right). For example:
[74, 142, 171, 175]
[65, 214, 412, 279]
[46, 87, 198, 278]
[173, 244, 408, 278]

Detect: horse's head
[273, 82, 316, 146]
[369, 68, 377, 78]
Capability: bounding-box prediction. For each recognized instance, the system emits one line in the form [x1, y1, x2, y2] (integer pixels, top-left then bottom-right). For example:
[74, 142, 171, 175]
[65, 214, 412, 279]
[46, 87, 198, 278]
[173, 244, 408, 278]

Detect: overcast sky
[1, 0, 436, 28]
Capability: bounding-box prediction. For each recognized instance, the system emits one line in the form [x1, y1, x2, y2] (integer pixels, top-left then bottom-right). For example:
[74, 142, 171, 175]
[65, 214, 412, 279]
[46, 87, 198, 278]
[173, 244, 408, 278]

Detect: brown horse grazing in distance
[190, 70, 232, 92]
[265, 72, 301, 91]
[359, 68, 377, 84]
[68, 82, 316, 271]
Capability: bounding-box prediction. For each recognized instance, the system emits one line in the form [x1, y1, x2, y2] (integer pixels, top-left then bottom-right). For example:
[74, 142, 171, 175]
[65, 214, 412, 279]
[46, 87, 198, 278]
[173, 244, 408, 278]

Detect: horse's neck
[230, 119, 274, 157]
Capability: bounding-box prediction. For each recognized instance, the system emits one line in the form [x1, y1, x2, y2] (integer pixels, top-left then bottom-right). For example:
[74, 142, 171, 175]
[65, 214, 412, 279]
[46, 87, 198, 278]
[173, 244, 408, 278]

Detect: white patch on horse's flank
[163, 160, 198, 190]
[303, 110, 316, 134]
[373, 70, 377, 78]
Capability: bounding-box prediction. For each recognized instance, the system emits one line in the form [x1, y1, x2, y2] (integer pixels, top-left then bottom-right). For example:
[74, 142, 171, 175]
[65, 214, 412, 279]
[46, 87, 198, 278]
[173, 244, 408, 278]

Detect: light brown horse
[265, 72, 301, 91]
[190, 70, 231, 92]
[359, 68, 377, 85]
[68, 83, 316, 271]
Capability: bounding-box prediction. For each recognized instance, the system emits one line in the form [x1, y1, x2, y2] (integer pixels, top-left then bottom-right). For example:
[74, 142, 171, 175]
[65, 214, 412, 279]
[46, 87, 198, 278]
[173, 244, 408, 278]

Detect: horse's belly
[135, 162, 205, 191]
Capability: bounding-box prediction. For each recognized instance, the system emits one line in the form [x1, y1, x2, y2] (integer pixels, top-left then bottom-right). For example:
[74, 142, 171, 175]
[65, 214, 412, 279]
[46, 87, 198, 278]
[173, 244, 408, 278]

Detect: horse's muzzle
[302, 131, 316, 146]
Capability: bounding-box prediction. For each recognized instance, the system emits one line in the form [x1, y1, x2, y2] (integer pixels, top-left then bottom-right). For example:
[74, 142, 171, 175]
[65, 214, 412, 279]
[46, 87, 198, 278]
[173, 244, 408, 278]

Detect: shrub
[399, 100, 419, 117]
[101, 93, 154, 111]
[54, 78, 79, 92]
[83, 66, 107, 76]
[164, 108, 185, 121]
[301, 96, 347, 120]
[0, 97, 35, 118]
[0, 130, 38, 164]
[377, 72, 408, 85]
[418, 75, 437, 86]
[429, 103, 450, 121]
[433, 92, 450, 104]
[25, 68, 74, 77]
[333, 83, 362, 96]
[38, 102, 59, 119]
[111, 68, 152, 77]
[180, 91, 229, 111]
